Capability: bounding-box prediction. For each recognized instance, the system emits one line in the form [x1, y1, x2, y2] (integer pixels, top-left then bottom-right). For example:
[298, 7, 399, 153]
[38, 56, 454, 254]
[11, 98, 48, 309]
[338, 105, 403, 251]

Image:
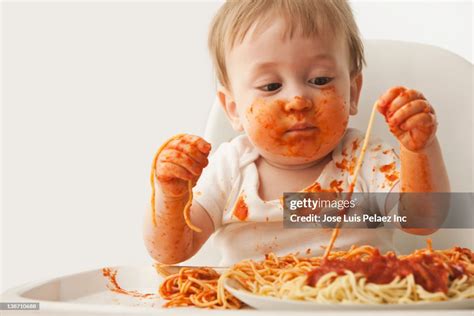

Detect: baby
[144, 0, 449, 265]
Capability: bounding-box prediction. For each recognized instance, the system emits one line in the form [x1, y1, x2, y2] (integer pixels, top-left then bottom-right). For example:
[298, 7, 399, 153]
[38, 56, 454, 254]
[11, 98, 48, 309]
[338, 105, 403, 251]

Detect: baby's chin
[257, 148, 333, 169]
[246, 128, 345, 168]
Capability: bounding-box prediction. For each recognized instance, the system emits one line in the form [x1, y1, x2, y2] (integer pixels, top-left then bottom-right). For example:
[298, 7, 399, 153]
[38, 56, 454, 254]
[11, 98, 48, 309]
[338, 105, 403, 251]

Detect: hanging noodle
[324, 101, 379, 259]
[150, 134, 201, 232]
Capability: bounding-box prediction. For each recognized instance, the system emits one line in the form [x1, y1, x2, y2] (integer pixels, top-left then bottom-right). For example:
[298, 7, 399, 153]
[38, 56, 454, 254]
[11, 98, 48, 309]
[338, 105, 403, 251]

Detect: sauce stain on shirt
[335, 157, 356, 175]
[379, 162, 399, 184]
[371, 144, 382, 152]
[330, 180, 344, 192]
[352, 139, 360, 151]
[233, 194, 249, 221]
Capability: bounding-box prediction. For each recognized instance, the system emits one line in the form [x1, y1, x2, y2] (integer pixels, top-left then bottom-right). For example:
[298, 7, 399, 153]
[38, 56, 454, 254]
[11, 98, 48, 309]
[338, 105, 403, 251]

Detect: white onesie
[194, 128, 401, 266]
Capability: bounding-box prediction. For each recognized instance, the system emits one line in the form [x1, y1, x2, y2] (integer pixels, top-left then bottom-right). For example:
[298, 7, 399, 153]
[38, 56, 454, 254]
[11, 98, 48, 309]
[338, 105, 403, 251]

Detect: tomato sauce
[379, 162, 396, 173]
[306, 249, 469, 293]
[330, 180, 343, 192]
[371, 144, 382, 152]
[385, 172, 399, 182]
[335, 157, 356, 175]
[335, 158, 348, 170]
[352, 139, 360, 151]
[246, 88, 348, 159]
[303, 181, 342, 193]
[379, 162, 399, 183]
[233, 195, 249, 221]
[102, 268, 156, 298]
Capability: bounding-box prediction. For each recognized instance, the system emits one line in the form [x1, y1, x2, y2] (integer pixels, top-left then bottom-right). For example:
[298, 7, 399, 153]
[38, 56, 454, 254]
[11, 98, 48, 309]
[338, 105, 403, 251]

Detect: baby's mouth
[285, 122, 318, 134]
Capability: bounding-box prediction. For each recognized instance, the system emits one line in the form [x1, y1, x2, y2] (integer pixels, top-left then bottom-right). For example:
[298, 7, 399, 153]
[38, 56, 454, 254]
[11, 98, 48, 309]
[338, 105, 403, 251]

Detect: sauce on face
[246, 87, 349, 159]
[233, 195, 249, 221]
[306, 248, 472, 293]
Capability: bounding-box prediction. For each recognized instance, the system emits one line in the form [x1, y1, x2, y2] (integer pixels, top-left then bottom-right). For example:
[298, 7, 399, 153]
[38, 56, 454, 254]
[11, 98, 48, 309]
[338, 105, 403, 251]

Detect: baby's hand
[155, 134, 211, 199]
[377, 86, 437, 152]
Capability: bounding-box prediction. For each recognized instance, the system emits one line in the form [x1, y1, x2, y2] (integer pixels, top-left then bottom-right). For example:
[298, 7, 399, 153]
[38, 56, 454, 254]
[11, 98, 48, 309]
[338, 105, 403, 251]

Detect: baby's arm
[143, 135, 214, 264]
[377, 87, 450, 233]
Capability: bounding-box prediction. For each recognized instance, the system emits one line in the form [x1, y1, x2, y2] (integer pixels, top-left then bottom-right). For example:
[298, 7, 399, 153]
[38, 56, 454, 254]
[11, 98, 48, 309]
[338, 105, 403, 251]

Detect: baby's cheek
[245, 103, 285, 151]
[314, 100, 349, 146]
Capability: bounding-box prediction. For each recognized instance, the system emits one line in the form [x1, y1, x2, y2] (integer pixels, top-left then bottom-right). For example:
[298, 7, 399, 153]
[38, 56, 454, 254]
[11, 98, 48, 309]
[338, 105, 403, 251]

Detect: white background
[1, 1, 473, 292]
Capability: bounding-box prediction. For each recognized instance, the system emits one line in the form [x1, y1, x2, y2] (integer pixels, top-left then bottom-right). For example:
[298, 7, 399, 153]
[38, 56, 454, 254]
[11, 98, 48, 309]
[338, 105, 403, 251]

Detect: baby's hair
[208, 0, 365, 89]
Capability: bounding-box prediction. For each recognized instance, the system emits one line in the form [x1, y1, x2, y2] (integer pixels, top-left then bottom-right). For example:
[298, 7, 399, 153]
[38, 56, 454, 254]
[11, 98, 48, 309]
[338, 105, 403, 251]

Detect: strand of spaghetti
[324, 100, 379, 259]
[150, 134, 202, 232]
[427, 238, 433, 253]
[323, 227, 340, 259]
[349, 100, 380, 193]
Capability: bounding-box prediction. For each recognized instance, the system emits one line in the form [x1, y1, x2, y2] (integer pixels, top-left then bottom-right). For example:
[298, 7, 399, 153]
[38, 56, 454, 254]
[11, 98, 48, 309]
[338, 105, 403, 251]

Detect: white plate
[224, 278, 474, 310]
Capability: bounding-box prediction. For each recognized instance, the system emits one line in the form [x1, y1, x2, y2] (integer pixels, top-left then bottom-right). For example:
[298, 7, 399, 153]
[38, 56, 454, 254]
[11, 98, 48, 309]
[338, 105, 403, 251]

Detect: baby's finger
[389, 124, 404, 138]
[181, 135, 212, 154]
[377, 86, 407, 116]
[166, 139, 209, 166]
[388, 100, 430, 127]
[386, 89, 425, 118]
[400, 113, 436, 131]
[159, 149, 203, 177]
[155, 161, 194, 182]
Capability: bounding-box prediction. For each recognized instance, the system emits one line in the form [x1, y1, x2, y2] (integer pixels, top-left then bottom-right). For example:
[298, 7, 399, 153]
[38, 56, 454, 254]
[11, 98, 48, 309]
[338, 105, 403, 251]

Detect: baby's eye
[258, 82, 282, 92]
[309, 77, 333, 86]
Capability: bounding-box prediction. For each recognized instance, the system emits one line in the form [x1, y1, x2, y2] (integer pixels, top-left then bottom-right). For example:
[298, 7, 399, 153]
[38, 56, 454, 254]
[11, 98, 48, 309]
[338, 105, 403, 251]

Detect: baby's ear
[349, 72, 363, 115]
[217, 87, 244, 132]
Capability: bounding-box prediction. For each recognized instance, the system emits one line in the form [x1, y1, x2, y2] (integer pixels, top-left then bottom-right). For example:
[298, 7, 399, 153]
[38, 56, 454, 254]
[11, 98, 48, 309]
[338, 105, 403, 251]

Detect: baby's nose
[284, 96, 313, 112]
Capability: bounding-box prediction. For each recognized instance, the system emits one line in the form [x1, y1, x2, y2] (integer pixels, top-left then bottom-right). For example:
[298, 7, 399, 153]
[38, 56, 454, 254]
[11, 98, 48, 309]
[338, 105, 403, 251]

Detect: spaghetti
[158, 266, 241, 309]
[150, 134, 201, 232]
[216, 244, 474, 307]
[155, 243, 474, 308]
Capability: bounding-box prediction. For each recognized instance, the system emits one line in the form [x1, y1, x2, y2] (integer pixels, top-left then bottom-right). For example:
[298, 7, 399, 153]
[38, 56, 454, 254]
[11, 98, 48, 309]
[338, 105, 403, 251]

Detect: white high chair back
[186, 39, 473, 265]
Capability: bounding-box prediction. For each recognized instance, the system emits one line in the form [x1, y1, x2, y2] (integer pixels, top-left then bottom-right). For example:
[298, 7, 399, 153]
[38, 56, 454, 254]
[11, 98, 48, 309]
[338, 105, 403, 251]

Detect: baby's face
[222, 19, 361, 167]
